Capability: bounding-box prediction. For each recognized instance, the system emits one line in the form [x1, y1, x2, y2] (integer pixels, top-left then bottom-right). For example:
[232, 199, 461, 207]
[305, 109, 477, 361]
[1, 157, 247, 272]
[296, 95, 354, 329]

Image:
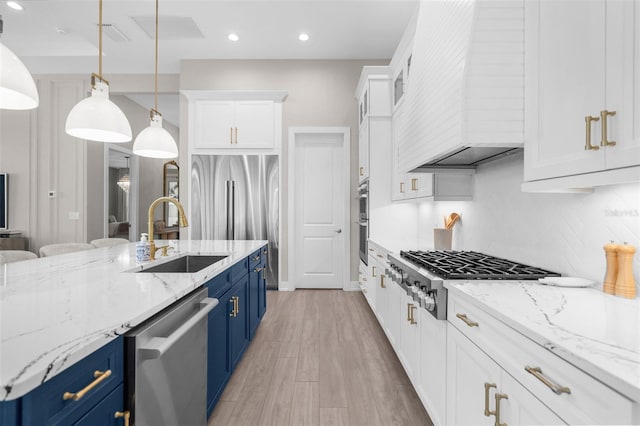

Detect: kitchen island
[0, 240, 266, 411]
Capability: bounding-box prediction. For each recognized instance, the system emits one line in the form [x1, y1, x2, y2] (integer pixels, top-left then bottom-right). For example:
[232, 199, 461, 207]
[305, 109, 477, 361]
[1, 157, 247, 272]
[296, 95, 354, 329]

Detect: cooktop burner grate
[400, 250, 560, 280]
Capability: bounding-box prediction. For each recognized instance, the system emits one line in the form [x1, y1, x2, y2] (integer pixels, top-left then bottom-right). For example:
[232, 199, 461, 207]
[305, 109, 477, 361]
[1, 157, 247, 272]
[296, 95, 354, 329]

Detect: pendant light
[117, 156, 130, 192]
[0, 15, 39, 110]
[65, 0, 132, 143]
[132, 0, 178, 159]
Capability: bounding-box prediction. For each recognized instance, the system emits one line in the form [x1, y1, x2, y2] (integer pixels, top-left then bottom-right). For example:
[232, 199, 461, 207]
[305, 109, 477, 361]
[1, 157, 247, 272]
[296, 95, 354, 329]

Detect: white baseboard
[278, 281, 295, 291]
[343, 281, 361, 292]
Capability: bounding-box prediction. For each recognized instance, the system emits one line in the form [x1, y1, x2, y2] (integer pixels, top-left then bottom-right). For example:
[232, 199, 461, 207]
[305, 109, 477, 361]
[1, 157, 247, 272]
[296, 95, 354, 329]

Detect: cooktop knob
[423, 292, 436, 312]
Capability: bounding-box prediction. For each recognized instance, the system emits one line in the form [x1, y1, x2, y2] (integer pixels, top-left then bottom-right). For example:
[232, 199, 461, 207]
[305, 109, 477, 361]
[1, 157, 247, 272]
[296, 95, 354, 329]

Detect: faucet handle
[160, 245, 174, 257]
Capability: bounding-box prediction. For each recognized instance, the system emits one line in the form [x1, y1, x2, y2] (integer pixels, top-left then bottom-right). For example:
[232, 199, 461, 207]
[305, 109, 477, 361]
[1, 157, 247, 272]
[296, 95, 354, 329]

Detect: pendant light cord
[154, 0, 159, 112]
[98, 0, 103, 78]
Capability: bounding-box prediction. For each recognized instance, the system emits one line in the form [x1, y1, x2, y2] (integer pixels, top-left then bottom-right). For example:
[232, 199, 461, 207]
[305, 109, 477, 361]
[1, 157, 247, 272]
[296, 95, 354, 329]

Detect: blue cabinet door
[229, 277, 249, 371]
[248, 265, 260, 339]
[206, 284, 232, 417]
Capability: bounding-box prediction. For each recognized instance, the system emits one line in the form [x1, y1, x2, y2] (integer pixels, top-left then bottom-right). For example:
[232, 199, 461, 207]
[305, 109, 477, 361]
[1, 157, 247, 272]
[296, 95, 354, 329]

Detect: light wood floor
[208, 290, 433, 426]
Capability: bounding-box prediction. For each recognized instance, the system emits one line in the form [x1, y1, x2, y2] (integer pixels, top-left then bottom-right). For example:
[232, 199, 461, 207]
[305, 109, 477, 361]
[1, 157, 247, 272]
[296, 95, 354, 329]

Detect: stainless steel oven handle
[139, 297, 218, 359]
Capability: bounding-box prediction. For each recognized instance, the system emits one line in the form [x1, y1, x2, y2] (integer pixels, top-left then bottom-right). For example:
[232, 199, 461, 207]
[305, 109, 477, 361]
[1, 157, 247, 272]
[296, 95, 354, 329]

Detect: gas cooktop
[400, 250, 560, 280]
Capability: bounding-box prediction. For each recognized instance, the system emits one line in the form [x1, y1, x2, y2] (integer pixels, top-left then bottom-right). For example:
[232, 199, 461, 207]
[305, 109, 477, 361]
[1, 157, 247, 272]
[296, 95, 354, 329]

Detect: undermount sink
[137, 255, 228, 273]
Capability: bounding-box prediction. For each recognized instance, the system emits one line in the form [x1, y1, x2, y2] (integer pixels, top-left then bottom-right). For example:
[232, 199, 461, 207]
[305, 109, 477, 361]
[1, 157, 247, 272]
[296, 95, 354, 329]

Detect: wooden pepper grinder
[615, 243, 636, 299]
[603, 241, 618, 295]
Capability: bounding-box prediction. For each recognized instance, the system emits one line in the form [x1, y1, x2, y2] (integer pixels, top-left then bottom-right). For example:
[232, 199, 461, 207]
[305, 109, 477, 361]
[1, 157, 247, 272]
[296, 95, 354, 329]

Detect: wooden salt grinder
[603, 242, 618, 294]
[615, 244, 636, 299]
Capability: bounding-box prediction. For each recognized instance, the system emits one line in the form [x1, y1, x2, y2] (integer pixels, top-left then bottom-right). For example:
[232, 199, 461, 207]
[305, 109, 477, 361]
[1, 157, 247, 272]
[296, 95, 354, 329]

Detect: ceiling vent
[99, 24, 130, 42]
[132, 16, 204, 40]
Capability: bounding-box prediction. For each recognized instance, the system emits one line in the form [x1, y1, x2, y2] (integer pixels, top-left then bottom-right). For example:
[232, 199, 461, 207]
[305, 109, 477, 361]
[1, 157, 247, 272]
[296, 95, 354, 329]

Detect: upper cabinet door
[524, 0, 606, 182]
[193, 100, 274, 149]
[604, 0, 640, 170]
[233, 101, 275, 148]
[195, 101, 235, 149]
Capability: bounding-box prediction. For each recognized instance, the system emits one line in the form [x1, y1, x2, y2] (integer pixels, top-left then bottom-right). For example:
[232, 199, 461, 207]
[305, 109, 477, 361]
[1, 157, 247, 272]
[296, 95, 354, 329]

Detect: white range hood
[399, 0, 525, 172]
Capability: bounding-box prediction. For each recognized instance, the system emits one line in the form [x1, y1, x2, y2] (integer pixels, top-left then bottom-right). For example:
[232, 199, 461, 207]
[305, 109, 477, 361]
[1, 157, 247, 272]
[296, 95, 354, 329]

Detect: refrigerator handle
[226, 180, 235, 239]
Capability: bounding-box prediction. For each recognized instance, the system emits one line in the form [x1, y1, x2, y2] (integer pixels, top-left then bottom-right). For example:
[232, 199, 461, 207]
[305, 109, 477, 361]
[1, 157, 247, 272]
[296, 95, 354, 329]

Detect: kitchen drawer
[73, 383, 124, 425]
[248, 249, 262, 269]
[367, 242, 388, 263]
[448, 294, 635, 425]
[206, 272, 231, 300]
[21, 337, 124, 426]
[230, 257, 248, 284]
[260, 245, 268, 264]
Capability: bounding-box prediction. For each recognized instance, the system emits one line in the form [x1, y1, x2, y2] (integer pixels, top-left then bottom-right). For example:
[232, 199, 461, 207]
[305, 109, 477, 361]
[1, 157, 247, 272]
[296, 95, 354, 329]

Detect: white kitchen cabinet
[416, 308, 447, 426]
[399, 292, 420, 380]
[356, 67, 392, 184]
[447, 290, 636, 425]
[523, 0, 640, 188]
[193, 100, 274, 149]
[446, 324, 565, 426]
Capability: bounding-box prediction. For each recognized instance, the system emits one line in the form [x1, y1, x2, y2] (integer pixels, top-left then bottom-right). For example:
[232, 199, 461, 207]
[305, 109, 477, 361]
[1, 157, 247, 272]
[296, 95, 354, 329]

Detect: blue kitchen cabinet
[229, 276, 249, 370]
[205, 279, 232, 416]
[259, 246, 268, 320]
[248, 247, 268, 339]
[3, 337, 125, 426]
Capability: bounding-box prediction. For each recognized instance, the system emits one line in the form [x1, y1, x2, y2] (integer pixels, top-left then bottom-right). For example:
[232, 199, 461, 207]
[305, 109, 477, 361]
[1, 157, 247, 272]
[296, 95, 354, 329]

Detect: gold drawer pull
[253, 267, 263, 273]
[114, 410, 131, 426]
[600, 110, 617, 147]
[584, 115, 600, 151]
[456, 313, 479, 327]
[380, 275, 386, 288]
[359, 166, 364, 176]
[484, 382, 497, 417]
[407, 303, 412, 321]
[525, 366, 571, 395]
[495, 393, 508, 426]
[251, 255, 260, 261]
[400, 182, 405, 193]
[63, 370, 112, 401]
[372, 266, 376, 277]
[411, 178, 418, 191]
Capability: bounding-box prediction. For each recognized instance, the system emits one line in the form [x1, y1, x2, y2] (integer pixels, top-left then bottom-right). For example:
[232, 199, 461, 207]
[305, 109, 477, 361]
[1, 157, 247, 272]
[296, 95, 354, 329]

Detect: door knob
[334, 229, 342, 234]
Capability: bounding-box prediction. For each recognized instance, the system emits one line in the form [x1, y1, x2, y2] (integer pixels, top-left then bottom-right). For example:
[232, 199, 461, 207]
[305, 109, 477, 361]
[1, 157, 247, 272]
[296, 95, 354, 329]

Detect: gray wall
[1, 75, 180, 252]
[180, 59, 387, 283]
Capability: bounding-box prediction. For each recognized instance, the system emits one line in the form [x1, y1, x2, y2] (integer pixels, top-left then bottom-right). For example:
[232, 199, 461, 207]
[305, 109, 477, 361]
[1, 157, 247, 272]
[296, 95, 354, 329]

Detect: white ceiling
[0, 0, 418, 75]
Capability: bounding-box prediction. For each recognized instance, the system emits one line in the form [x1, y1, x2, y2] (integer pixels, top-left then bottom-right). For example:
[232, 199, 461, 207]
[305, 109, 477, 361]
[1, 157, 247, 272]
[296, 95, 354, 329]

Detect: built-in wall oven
[358, 180, 369, 265]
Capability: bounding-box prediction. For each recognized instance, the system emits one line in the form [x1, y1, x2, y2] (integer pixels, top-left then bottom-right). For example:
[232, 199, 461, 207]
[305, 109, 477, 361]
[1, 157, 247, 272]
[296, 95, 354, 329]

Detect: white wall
[180, 59, 387, 282]
[414, 152, 640, 287]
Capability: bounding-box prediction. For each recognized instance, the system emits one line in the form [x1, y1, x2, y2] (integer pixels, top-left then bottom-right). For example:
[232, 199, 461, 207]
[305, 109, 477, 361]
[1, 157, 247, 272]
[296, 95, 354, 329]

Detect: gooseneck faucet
[148, 196, 188, 260]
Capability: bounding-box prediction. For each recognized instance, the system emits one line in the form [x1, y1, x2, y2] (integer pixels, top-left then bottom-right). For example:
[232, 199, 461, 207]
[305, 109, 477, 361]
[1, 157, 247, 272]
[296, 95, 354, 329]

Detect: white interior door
[290, 129, 349, 289]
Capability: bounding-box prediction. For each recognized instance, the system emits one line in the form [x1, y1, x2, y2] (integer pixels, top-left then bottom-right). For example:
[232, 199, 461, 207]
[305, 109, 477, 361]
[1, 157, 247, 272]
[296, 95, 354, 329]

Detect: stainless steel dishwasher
[125, 287, 218, 426]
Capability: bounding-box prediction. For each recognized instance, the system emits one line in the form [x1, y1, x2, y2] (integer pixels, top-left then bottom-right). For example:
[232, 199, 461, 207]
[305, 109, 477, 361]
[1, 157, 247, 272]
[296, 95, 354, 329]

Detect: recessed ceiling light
[228, 33, 239, 42]
[6, 1, 24, 11]
[298, 33, 309, 42]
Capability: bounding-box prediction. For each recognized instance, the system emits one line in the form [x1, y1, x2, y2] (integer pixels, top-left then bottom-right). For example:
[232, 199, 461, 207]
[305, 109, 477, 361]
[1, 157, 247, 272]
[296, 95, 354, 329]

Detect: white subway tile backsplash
[416, 152, 640, 287]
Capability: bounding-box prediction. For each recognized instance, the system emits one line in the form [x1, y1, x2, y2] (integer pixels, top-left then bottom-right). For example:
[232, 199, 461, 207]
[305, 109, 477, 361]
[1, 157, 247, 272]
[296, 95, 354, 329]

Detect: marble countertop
[445, 281, 640, 402]
[0, 240, 266, 401]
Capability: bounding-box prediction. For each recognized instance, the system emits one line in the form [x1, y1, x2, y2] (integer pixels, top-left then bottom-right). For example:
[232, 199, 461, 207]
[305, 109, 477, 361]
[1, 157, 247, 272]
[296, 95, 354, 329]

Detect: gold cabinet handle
[585, 115, 600, 150]
[525, 366, 571, 395]
[407, 302, 412, 321]
[230, 297, 237, 317]
[456, 313, 479, 327]
[410, 305, 417, 324]
[380, 275, 386, 288]
[376, 254, 383, 258]
[495, 393, 508, 426]
[235, 296, 240, 315]
[359, 166, 364, 176]
[372, 266, 376, 277]
[411, 178, 418, 191]
[600, 110, 617, 147]
[400, 182, 405, 193]
[114, 410, 131, 426]
[63, 370, 112, 401]
[230, 127, 233, 145]
[484, 382, 497, 417]
[253, 267, 263, 273]
[234, 127, 238, 144]
[251, 255, 260, 262]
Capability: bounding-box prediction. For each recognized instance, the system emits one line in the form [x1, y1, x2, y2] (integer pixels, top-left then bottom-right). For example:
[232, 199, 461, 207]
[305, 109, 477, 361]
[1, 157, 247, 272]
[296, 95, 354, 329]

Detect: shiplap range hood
[399, 0, 525, 172]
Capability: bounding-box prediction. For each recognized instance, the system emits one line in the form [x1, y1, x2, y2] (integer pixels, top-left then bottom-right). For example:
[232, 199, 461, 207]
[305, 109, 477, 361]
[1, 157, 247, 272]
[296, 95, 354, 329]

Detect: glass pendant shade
[133, 114, 178, 159]
[65, 79, 132, 143]
[0, 41, 39, 110]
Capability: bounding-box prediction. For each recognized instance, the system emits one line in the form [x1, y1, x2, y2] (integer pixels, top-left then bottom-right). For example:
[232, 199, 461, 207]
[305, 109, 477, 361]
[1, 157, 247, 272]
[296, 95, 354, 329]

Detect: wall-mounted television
[0, 173, 7, 230]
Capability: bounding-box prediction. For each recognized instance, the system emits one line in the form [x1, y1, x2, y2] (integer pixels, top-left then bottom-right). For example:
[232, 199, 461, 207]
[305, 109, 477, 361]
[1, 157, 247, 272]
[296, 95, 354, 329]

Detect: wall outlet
[48, 191, 56, 199]
[68, 212, 80, 220]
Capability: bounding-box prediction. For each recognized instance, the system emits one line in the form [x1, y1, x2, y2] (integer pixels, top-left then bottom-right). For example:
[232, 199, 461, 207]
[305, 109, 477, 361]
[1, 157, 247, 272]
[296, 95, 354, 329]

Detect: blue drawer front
[21, 337, 123, 426]
[248, 249, 262, 269]
[230, 257, 248, 283]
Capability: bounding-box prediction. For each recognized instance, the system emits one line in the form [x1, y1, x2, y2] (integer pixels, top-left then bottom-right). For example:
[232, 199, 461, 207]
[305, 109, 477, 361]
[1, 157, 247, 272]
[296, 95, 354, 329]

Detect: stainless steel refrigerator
[191, 155, 279, 289]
